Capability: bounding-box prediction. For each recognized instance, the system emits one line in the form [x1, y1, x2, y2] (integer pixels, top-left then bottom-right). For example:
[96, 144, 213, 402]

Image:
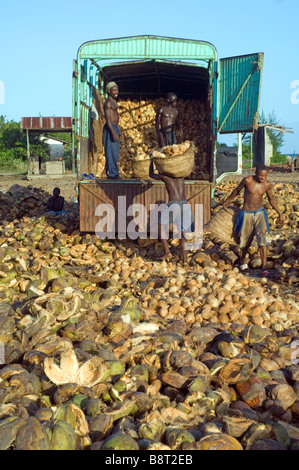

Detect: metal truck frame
[72, 35, 263, 235]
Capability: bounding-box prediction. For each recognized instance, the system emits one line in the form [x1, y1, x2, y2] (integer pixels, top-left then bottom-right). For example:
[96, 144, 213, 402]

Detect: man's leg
[180, 233, 188, 265]
[260, 245, 267, 269]
[240, 246, 249, 267]
[239, 213, 254, 270]
[159, 223, 172, 260]
[103, 125, 120, 179]
[256, 212, 269, 275]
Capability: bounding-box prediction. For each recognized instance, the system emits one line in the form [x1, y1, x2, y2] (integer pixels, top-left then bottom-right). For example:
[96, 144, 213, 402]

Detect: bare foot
[100, 166, 109, 178]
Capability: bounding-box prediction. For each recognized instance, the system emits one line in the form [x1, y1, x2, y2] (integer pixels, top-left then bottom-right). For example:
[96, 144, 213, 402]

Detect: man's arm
[175, 110, 180, 131]
[266, 186, 284, 224]
[57, 196, 64, 212]
[149, 159, 163, 181]
[223, 178, 246, 207]
[47, 197, 53, 211]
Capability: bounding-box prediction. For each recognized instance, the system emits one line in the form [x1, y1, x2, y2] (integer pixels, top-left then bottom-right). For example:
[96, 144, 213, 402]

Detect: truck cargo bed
[79, 179, 211, 237]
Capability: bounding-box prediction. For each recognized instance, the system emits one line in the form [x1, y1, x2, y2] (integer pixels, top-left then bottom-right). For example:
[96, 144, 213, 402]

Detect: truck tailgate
[79, 179, 211, 236]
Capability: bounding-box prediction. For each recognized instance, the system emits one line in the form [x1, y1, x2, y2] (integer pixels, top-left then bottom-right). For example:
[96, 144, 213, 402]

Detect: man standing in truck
[223, 164, 284, 276]
[155, 92, 180, 148]
[103, 82, 121, 179]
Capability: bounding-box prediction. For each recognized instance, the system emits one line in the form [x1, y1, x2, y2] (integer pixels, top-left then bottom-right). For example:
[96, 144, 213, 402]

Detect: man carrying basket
[149, 159, 194, 265]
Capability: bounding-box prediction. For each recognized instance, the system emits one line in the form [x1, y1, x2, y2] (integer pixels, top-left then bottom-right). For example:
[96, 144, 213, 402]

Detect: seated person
[46, 188, 66, 217]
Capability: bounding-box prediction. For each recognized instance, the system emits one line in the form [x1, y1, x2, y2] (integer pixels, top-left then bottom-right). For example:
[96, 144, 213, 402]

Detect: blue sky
[0, 0, 298, 154]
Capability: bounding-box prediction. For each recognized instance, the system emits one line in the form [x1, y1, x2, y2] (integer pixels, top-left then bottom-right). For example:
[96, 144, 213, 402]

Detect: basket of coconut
[151, 141, 195, 178]
[132, 156, 152, 179]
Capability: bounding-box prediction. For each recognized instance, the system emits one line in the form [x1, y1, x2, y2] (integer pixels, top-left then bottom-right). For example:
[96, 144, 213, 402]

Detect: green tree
[0, 115, 49, 162]
[241, 110, 286, 168]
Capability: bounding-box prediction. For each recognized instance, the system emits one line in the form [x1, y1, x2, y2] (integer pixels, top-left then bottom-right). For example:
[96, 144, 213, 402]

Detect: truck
[72, 35, 263, 236]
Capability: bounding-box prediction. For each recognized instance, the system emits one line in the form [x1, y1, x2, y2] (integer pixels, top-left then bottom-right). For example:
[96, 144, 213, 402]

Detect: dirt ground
[0, 174, 78, 201]
[0, 165, 298, 201]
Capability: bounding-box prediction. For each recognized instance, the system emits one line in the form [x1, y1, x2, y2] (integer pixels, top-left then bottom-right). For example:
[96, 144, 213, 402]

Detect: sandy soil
[0, 166, 298, 201]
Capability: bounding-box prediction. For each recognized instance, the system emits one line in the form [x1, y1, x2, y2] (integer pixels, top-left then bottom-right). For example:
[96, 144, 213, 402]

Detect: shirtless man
[149, 159, 194, 265]
[223, 164, 284, 276]
[155, 92, 180, 148]
[103, 82, 121, 179]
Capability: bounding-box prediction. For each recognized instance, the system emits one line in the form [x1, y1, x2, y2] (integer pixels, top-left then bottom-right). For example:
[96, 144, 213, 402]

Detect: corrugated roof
[78, 35, 217, 61]
[21, 117, 72, 132]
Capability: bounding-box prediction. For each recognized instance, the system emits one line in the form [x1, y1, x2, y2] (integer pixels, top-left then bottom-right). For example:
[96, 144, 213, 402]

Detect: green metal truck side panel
[218, 53, 264, 133]
[77, 35, 218, 61]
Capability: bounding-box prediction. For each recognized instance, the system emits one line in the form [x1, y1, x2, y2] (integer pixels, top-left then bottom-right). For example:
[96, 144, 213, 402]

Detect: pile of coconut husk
[207, 182, 299, 285]
[0, 183, 298, 451]
[0, 184, 79, 230]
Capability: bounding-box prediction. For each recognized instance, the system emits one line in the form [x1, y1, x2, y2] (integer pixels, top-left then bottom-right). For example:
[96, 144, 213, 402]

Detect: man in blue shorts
[223, 164, 284, 276]
[149, 159, 194, 265]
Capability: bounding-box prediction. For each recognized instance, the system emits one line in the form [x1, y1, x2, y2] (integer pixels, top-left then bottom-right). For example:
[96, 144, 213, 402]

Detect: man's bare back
[161, 175, 186, 201]
[149, 160, 186, 200]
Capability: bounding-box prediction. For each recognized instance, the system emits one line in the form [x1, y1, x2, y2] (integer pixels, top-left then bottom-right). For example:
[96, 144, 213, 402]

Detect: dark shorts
[158, 200, 194, 234]
[240, 210, 269, 247]
[161, 129, 176, 146]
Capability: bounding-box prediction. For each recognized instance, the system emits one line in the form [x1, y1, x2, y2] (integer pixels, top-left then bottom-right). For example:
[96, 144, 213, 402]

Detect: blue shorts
[162, 129, 176, 146]
[158, 200, 194, 234]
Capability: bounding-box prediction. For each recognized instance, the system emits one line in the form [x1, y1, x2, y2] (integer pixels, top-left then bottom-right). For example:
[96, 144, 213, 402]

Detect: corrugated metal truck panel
[79, 180, 211, 236]
[78, 36, 218, 61]
[218, 53, 264, 133]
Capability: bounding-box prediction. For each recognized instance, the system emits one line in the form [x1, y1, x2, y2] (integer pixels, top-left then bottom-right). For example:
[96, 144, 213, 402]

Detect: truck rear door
[215, 53, 263, 183]
[217, 52, 264, 134]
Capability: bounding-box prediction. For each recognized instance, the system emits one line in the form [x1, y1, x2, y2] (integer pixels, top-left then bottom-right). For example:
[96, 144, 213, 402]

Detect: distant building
[21, 116, 73, 176]
[39, 134, 70, 161]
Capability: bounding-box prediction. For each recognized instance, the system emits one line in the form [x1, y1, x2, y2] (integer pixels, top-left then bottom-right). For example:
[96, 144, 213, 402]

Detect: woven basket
[133, 159, 151, 179]
[152, 144, 195, 178]
[204, 205, 241, 244]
